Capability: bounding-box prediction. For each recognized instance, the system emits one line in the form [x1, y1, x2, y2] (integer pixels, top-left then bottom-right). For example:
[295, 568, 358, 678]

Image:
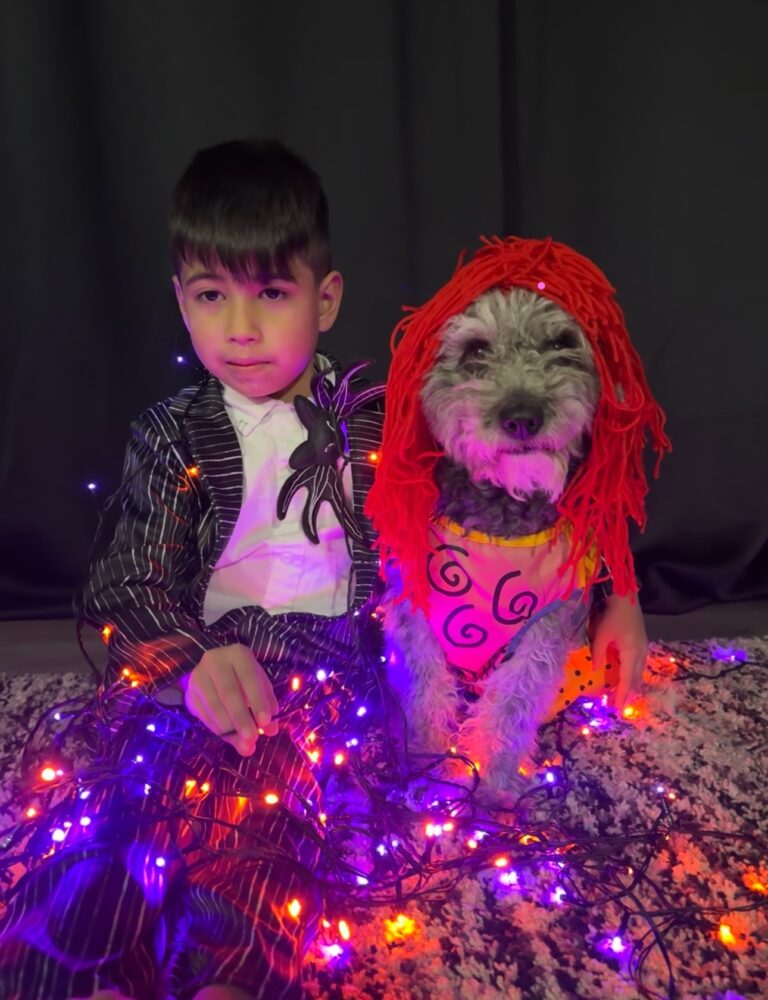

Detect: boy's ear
[317, 270, 343, 332]
[172, 275, 191, 333]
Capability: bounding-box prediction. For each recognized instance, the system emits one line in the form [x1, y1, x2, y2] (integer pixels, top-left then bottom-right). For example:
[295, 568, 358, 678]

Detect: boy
[0, 140, 384, 1000]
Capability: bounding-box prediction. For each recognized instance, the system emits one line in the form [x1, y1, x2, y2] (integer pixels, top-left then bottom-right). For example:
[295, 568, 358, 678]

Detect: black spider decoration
[276, 361, 385, 543]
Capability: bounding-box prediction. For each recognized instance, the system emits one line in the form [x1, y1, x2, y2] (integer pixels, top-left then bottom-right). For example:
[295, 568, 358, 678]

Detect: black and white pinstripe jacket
[77, 366, 385, 694]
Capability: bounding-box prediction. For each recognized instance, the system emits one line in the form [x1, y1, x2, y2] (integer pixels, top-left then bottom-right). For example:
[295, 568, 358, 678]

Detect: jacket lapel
[182, 373, 243, 564]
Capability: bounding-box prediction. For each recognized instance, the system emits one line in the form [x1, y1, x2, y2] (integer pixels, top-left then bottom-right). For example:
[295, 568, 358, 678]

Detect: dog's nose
[499, 402, 544, 440]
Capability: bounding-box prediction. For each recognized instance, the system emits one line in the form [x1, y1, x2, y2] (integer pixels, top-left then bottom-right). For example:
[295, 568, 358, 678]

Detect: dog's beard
[488, 449, 570, 500]
[455, 439, 570, 500]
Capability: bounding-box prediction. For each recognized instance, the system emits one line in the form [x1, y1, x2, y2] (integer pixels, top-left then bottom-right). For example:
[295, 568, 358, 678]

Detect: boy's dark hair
[170, 139, 331, 282]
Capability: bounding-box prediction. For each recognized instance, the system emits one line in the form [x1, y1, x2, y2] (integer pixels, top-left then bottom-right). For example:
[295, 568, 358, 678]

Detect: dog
[381, 286, 601, 796]
[366, 237, 669, 803]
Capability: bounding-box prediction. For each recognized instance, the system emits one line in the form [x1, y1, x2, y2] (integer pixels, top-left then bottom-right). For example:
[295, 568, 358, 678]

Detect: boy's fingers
[212, 665, 257, 741]
[222, 733, 256, 757]
[191, 673, 237, 739]
[186, 687, 220, 736]
[231, 648, 279, 733]
[189, 687, 253, 755]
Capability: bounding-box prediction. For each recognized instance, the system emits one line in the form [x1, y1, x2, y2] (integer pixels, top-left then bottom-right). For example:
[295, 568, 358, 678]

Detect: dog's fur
[384, 288, 601, 794]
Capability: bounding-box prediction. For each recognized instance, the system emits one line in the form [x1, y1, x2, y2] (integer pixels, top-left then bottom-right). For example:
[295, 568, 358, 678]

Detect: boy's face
[173, 256, 343, 401]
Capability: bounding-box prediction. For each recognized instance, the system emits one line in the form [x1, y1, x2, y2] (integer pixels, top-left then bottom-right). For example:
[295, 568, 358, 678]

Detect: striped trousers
[0, 606, 373, 1000]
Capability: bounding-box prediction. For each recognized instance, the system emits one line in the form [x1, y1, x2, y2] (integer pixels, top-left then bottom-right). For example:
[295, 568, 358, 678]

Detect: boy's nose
[228, 329, 262, 343]
[227, 302, 263, 342]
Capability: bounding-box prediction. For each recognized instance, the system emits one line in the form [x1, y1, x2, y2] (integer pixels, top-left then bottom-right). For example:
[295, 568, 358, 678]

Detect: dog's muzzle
[498, 397, 545, 441]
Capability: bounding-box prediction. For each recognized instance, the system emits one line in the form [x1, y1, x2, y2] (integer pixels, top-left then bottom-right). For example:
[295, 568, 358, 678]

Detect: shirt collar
[221, 354, 333, 438]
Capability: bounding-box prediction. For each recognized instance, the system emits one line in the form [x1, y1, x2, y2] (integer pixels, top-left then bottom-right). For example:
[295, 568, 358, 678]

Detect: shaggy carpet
[1, 637, 767, 1000]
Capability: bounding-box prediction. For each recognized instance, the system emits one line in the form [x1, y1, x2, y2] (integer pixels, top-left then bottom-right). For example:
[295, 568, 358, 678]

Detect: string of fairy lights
[1, 628, 767, 999]
[5, 357, 765, 998]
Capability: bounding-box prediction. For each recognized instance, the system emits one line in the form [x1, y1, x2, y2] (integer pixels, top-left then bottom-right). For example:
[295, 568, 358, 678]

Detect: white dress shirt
[202, 373, 353, 624]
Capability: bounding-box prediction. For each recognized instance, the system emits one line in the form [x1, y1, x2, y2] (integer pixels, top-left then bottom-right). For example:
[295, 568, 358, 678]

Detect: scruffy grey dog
[384, 287, 600, 796]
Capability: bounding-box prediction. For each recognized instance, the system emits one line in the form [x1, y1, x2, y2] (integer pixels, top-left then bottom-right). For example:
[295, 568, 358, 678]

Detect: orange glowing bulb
[718, 923, 736, 947]
[367, 451, 380, 464]
[744, 874, 768, 894]
[519, 834, 541, 846]
[622, 705, 637, 718]
[338, 919, 351, 941]
[494, 856, 509, 868]
[41, 767, 57, 782]
[200, 782, 211, 794]
[319, 812, 327, 824]
[100, 625, 113, 642]
[467, 838, 478, 849]
[333, 752, 346, 766]
[290, 676, 301, 691]
[25, 807, 37, 819]
[384, 913, 416, 941]
[264, 792, 279, 805]
[121, 667, 132, 678]
[186, 466, 199, 477]
[321, 918, 331, 929]
[581, 726, 591, 736]
[287, 898, 302, 919]
[308, 749, 320, 763]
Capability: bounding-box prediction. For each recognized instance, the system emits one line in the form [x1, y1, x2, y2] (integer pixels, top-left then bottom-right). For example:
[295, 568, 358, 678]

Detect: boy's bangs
[173, 228, 309, 284]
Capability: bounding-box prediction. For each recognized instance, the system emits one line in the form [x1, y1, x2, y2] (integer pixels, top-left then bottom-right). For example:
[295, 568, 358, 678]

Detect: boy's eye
[197, 290, 223, 304]
[261, 287, 286, 301]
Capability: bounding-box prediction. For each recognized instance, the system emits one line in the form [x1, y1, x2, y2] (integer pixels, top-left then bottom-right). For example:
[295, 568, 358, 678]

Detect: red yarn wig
[365, 236, 671, 611]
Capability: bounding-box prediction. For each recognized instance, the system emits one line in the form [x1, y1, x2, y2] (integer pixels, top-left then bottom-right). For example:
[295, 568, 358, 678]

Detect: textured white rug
[1, 638, 767, 1000]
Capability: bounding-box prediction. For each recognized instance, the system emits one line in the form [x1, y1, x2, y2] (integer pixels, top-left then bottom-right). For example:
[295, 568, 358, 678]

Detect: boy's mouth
[227, 360, 271, 368]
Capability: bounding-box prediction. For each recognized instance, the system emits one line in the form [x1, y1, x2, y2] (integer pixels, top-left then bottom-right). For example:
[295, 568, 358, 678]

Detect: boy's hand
[590, 593, 648, 711]
[180, 644, 279, 755]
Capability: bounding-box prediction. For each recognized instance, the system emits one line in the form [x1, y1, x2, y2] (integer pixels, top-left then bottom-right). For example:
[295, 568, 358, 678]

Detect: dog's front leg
[458, 602, 577, 792]
[383, 596, 460, 756]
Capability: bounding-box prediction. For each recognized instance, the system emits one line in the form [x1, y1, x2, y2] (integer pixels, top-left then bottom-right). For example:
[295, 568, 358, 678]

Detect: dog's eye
[547, 330, 579, 352]
[460, 339, 491, 364]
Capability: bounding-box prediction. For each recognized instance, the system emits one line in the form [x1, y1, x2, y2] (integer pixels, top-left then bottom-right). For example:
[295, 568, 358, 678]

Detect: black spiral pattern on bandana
[492, 570, 538, 625]
[442, 604, 488, 648]
[426, 544, 472, 597]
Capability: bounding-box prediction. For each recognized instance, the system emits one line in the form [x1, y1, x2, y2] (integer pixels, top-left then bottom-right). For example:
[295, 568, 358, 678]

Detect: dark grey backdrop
[1, 0, 767, 618]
